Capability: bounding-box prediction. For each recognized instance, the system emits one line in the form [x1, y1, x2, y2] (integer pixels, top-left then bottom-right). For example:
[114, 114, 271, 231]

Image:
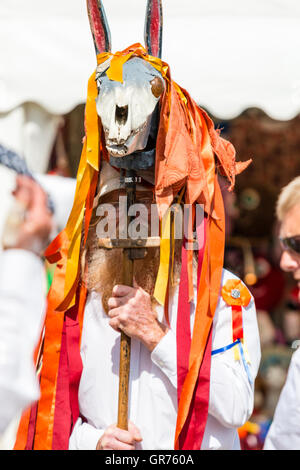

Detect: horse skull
[96, 57, 164, 159]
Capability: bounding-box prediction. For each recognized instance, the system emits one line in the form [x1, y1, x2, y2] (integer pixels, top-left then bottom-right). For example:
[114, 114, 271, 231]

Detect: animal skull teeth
[106, 145, 128, 157]
[105, 120, 148, 158]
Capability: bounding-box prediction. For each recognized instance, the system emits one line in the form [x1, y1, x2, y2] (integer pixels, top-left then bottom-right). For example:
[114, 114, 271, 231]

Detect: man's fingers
[108, 295, 130, 309]
[128, 421, 143, 442]
[26, 180, 50, 218]
[13, 176, 33, 208]
[98, 424, 142, 450]
[10, 175, 53, 253]
[109, 438, 135, 451]
[114, 427, 141, 445]
[14, 176, 50, 220]
[114, 441, 135, 451]
[112, 284, 135, 297]
[108, 307, 122, 319]
[99, 437, 135, 451]
[108, 317, 122, 333]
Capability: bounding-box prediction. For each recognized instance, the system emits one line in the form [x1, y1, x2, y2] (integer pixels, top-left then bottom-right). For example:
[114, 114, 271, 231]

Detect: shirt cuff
[151, 329, 177, 388]
[69, 419, 104, 450]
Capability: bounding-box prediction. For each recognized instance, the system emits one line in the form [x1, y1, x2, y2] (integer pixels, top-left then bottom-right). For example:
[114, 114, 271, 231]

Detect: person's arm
[151, 286, 261, 422]
[208, 294, 261, 428]
[150, 329, 177, 388]
[69, 418, 104, 450]
[0, 176, 52, 434]
[263, 348, 300, 450]
[107, 273, 261, 429]
[0, 249, 46, 433]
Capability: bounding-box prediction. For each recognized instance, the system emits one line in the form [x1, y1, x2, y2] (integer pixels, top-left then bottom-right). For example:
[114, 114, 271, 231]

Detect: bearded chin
[83, 244, 161, 314]
[82, 220, 183, 314]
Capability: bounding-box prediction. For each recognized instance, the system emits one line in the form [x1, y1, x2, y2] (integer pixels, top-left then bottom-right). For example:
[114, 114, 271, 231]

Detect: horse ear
[144, 0, 163, 58]
[86, 0, 112, 55]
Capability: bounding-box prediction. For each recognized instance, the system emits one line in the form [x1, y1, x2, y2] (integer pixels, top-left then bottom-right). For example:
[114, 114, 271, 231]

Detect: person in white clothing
[69, 269, 260, 451]
[68, 168, 261, 451]
[0, 176, 52, 435]
[264, 177, 300, 450]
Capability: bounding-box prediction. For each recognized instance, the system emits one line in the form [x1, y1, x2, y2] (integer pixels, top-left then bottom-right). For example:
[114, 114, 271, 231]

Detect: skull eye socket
[150, 77, 164, 99]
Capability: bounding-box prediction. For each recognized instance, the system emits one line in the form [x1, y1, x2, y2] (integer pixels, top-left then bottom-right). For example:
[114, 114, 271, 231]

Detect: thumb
[128, 421, 143, 442]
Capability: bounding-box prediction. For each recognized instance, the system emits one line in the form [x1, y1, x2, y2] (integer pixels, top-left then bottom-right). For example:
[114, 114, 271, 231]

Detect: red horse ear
[86, 0, 111, 55]
[144, 0, 163, 58]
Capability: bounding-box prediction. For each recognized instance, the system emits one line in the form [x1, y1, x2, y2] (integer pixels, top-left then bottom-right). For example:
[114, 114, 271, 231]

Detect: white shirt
[69, 269, 261, 450]
[0, 249, 46, 435]
[264, 347, 300, 450]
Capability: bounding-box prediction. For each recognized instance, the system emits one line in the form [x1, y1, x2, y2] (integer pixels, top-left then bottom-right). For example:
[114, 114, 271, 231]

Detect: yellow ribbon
[57, 72, 100, 310]
[154, 188, 185, 305]
[97, 43, 169, 84]
[154, 209, 172, 306]
[106, 52, 135, 83]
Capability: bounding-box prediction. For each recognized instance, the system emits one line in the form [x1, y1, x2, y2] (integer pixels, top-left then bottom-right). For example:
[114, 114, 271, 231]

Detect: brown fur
[82, 213, 183, 314]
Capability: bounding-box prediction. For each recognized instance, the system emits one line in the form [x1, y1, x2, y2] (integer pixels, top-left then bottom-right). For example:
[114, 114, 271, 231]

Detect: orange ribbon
[175, 176, 225, 449]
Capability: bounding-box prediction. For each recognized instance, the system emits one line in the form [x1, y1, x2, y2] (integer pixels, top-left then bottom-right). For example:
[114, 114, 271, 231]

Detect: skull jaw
[109, 147, 155, 171]
[105, 113, 152, 158]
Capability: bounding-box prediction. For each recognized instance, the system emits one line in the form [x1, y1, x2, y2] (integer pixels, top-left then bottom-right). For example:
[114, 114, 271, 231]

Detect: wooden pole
[98, 171, 159, 429]
[117, 171, 135, 430]
[117, 255, 133, 430]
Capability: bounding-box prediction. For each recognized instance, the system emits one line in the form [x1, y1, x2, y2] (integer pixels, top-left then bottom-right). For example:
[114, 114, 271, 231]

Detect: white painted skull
[95, 57, 165, 158]
[86, 0, 164, 164]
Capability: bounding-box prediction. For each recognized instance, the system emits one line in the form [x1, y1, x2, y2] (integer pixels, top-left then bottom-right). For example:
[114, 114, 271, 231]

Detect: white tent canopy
[0, 0, 300, 121]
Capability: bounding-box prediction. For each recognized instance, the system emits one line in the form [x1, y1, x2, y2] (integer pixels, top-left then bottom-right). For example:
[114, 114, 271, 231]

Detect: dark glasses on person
[279, 235, 300, 255]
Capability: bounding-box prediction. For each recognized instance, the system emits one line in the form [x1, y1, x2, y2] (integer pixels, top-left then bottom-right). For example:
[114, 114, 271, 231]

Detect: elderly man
[66, 164, 261, 451]
[264, 176, 300, 450]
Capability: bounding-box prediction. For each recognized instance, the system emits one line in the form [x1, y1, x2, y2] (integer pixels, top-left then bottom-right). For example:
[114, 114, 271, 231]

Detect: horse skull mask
[87, 0, 164, 171]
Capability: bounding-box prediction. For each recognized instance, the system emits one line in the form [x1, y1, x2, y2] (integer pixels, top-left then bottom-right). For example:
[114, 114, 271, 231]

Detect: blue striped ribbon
[212, 339, 253, 385]
[211, 340, 240, 356]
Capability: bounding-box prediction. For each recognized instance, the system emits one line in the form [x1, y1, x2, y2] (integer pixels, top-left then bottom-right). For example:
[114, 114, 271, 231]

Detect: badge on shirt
[221, 279, 252, 363]
[221, 279, 252, 309]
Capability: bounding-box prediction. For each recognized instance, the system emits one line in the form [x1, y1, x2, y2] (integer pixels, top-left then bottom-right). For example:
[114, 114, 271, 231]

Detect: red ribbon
[232, 305, 243, 343]
[176, 218, 212, 450]
[52, 299, 84, 449]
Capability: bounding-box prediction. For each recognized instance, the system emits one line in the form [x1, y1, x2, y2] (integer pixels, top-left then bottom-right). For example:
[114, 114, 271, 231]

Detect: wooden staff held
[118, 170, 136, 430]
[97, 169, 161, 430]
